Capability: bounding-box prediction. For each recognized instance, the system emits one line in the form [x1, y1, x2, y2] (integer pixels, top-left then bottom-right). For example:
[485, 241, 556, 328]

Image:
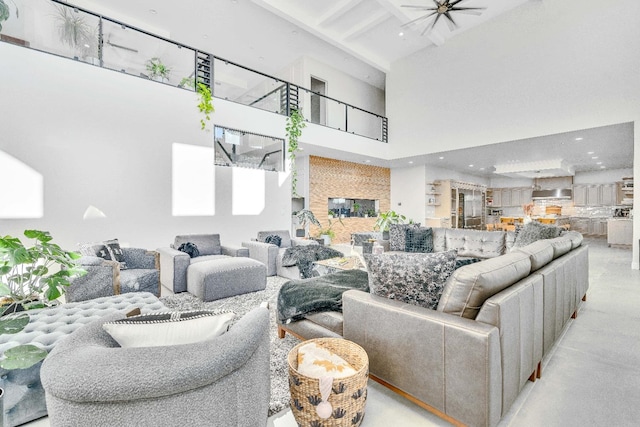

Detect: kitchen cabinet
[607, 219, 632, 246]
[573, 185, 587, 206]
[600, 184, 617, 206]
[492, 190, 502, 207]
[510, 188, 521, 207]
[574, 183, 619, 206]
[587, 185, 600, 206]
[500, 189, 512, 207]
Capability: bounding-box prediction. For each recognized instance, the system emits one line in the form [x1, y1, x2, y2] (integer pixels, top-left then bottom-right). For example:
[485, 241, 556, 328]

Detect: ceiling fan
[401, 0, 486, 36]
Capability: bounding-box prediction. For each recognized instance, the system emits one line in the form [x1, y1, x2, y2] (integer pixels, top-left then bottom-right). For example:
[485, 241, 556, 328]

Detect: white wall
[0, 43, 292, 250]
[387, 0, 640, 267]
[574, 168, 633, 185]
[390, 166, 426, 223]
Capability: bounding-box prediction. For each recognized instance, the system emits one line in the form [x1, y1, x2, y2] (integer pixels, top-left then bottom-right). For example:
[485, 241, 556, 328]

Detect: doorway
[310, 76, 327, 126]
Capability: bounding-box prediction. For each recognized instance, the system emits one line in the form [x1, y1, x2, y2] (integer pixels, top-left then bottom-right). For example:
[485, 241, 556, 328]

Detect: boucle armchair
[66, 248, 160, 302]
[242, 230, 319, 279]
[41, 307, 271, 427]
[157, 234, 249, 293]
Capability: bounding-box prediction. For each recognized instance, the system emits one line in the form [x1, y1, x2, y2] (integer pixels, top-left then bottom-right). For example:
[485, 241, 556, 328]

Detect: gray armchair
[66, 248, 160, 302]
[157, 234, 249, 293]
[41, 307, 271, 427]
[242, 230, 318, 279]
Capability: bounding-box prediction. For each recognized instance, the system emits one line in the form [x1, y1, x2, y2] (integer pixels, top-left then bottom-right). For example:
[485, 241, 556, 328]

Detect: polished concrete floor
[26, 238, 639, 426]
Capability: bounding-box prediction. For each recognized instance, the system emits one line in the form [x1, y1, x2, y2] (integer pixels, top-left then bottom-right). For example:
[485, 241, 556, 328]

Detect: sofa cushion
[389, 223, 420, 251]
[516, 240, 555, 271]
[512, 222, 561, 248]
[257, 230, 292, 248]
[437, 251, 532, 319]
[405, 227, 433, 253]
[562, 230, 584, 249]
[102, 310, 235, 348]
[365, 249, 457, 310]
[445, 229, 506, 258]
[547, 236, 573, 258]
[432, 227, 447, 252]
[174, 234, 221, 256]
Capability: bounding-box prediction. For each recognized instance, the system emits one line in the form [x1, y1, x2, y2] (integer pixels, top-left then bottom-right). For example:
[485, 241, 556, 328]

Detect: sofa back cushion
[547, 236, 573, 258]
[365, 250, 457, 310]
[445, 229, 506, 259]
[174, 234, 221, 256]
[257, 230, 292, 248]
[404, 227, 434, 253]
[562, 230, 584, 249]
[432, 227, 447, 252]
[437, 251, 532, 319]
[388, 223, 421, 251]
[516, 240, 555, 272]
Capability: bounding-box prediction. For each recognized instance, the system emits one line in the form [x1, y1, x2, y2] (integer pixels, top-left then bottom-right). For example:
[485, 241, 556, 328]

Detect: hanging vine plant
[286, 108, 306, 197]
[197, 82, 215, 131]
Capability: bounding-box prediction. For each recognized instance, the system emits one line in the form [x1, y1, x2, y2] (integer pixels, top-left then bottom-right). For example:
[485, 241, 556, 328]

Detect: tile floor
[24, 237, 640, 427]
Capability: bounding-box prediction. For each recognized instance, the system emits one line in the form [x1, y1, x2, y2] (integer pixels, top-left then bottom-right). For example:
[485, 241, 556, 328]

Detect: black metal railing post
[382, 117, 388, 143]
[98, 17, 103, 67]
[345, 104, 349, 133]
[285, 83, 291, 116]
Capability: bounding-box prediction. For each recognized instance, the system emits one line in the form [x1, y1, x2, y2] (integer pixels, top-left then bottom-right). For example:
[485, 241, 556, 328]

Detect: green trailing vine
[197, 82, 214, 131]
[286, 108, 306, 197]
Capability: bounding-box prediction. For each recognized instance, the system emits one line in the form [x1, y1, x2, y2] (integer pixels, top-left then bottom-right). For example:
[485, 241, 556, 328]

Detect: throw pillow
[177, 242, 200, 258]
[102, 310, 235, 348]
[513, 221, 562, 248]
[404, 227, 433, 253]
[388, 223, 421, 251]
[455, 257, 482, 269]
[78, 241, 113, 260]
[104, 238, 127, 269]
[365, 249, 457, 310]
[297, 342, 357, 379]
[264, 234, 282, 247]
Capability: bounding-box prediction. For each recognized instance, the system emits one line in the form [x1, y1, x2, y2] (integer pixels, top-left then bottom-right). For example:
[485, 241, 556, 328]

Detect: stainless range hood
[531, 189, 573, 200]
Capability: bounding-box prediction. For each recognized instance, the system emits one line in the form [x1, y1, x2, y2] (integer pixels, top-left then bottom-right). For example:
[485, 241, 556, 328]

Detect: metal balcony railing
[0, 0, 388, 142]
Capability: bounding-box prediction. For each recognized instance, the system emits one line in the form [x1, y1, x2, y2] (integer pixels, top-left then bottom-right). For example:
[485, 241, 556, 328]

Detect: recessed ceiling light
[408, 161, 414, 164]
[439, 156, 444, 160]
[592, 156, 598, 159]
[364, 159, 371, 163]
[468, 164, 474, 167]
[596, 162, 602, 165]
[398, 32, 404, 36]
[149, 9, 157, 14]
[587, 151, 594, 154]
[480, 167, 485, 170]
[600, 166, 606, 169]
[575, 137, 583, 141]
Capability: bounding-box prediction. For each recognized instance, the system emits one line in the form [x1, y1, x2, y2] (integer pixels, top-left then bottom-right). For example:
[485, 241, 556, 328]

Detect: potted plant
[315, 217, 344, 246]
[54, 4, 91, 53]
[294, 209, 320, 238]
[353, 203, 361, 217]
[146, 57, 171, 83]
[0, 230, 86, 370]
[286, 109, 306, 197]
[197, 82, 214, 130]
[328, 210, 334, 219]
[0, 0, 18, 32]
[373, 210, 406, 239]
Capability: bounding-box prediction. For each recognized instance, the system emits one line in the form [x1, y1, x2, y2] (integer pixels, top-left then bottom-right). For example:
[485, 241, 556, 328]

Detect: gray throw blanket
[280, 245, 344, 279]
[277, 269, 370, 323]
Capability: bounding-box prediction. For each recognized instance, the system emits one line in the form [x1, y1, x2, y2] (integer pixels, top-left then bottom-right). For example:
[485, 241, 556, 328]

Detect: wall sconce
[83, 205, 107, 220]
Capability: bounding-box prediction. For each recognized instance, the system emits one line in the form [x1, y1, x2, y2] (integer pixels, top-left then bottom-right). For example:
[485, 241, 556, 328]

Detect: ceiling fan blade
[432, 0, 443, 7]
[401, 10, 438, 28]
[421, 13, 442, 36]
[449, 0, 467, 6]
[451, 7, 485, 15]
[444, 12, 457, 31]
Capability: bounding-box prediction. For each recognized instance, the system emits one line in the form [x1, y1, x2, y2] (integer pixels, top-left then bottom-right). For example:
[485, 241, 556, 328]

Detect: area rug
[160, 276, 299, 416]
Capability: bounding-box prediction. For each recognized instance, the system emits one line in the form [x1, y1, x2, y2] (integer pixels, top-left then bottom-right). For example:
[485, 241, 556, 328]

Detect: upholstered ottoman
[187, 257, 267, 301]
[0, 292, 165, 427]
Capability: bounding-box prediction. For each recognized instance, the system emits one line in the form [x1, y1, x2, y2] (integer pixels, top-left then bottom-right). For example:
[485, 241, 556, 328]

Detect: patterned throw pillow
[365, 249, 457, 310]
[455, 257, 482, 269]
[264, 234, 282, 247]
[102, 310, 235, 348]
[178, 242, 200, 258]
[513, 221, 562, 248]
[388, 223, 421, 251]
[79, 241, 113, 260]
[404, 227, 433, 253]
[104, 238, 127, 269]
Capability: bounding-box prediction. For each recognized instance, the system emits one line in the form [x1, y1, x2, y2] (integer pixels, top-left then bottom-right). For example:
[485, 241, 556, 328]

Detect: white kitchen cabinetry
[573, 185, 587, 206]
[500, 189, 512, 207]
[574, 183, 619, 206]
[607, 219, 632, 246]
[492, 190, 502, 207]
[510, 188, 521, 207]
[600, 184, 617, 206]
[586, 185, 600, 206]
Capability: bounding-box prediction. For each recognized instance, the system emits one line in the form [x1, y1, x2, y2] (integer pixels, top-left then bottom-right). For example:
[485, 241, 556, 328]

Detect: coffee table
[311, 256, 365, 277]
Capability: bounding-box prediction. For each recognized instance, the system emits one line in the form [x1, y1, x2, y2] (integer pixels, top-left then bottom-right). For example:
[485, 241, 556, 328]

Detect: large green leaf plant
[0, 230, 86, 369]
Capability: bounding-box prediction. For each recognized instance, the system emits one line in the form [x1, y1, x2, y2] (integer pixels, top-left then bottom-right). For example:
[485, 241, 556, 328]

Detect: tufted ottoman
[0, 292, 165, 427]
[187, 257, 267, 302]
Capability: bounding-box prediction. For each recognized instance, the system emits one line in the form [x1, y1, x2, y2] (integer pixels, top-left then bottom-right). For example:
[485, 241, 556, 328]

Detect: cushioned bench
[187, 257, 267, 302]
[0, 292, 166, 427]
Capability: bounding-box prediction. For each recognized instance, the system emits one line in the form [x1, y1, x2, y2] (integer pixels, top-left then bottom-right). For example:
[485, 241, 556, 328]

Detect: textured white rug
[160, 276, 299, 416]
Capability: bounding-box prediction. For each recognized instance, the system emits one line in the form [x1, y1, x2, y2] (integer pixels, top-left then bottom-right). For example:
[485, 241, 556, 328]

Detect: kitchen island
[607, 218, 633, 246]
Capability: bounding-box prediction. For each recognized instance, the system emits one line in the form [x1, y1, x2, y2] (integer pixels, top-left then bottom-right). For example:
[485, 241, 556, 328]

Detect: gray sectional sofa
[278, 227, 589, 427]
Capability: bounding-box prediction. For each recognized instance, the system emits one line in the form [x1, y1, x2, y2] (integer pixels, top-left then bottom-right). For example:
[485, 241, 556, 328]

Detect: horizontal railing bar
[295, 85, 385, 119]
